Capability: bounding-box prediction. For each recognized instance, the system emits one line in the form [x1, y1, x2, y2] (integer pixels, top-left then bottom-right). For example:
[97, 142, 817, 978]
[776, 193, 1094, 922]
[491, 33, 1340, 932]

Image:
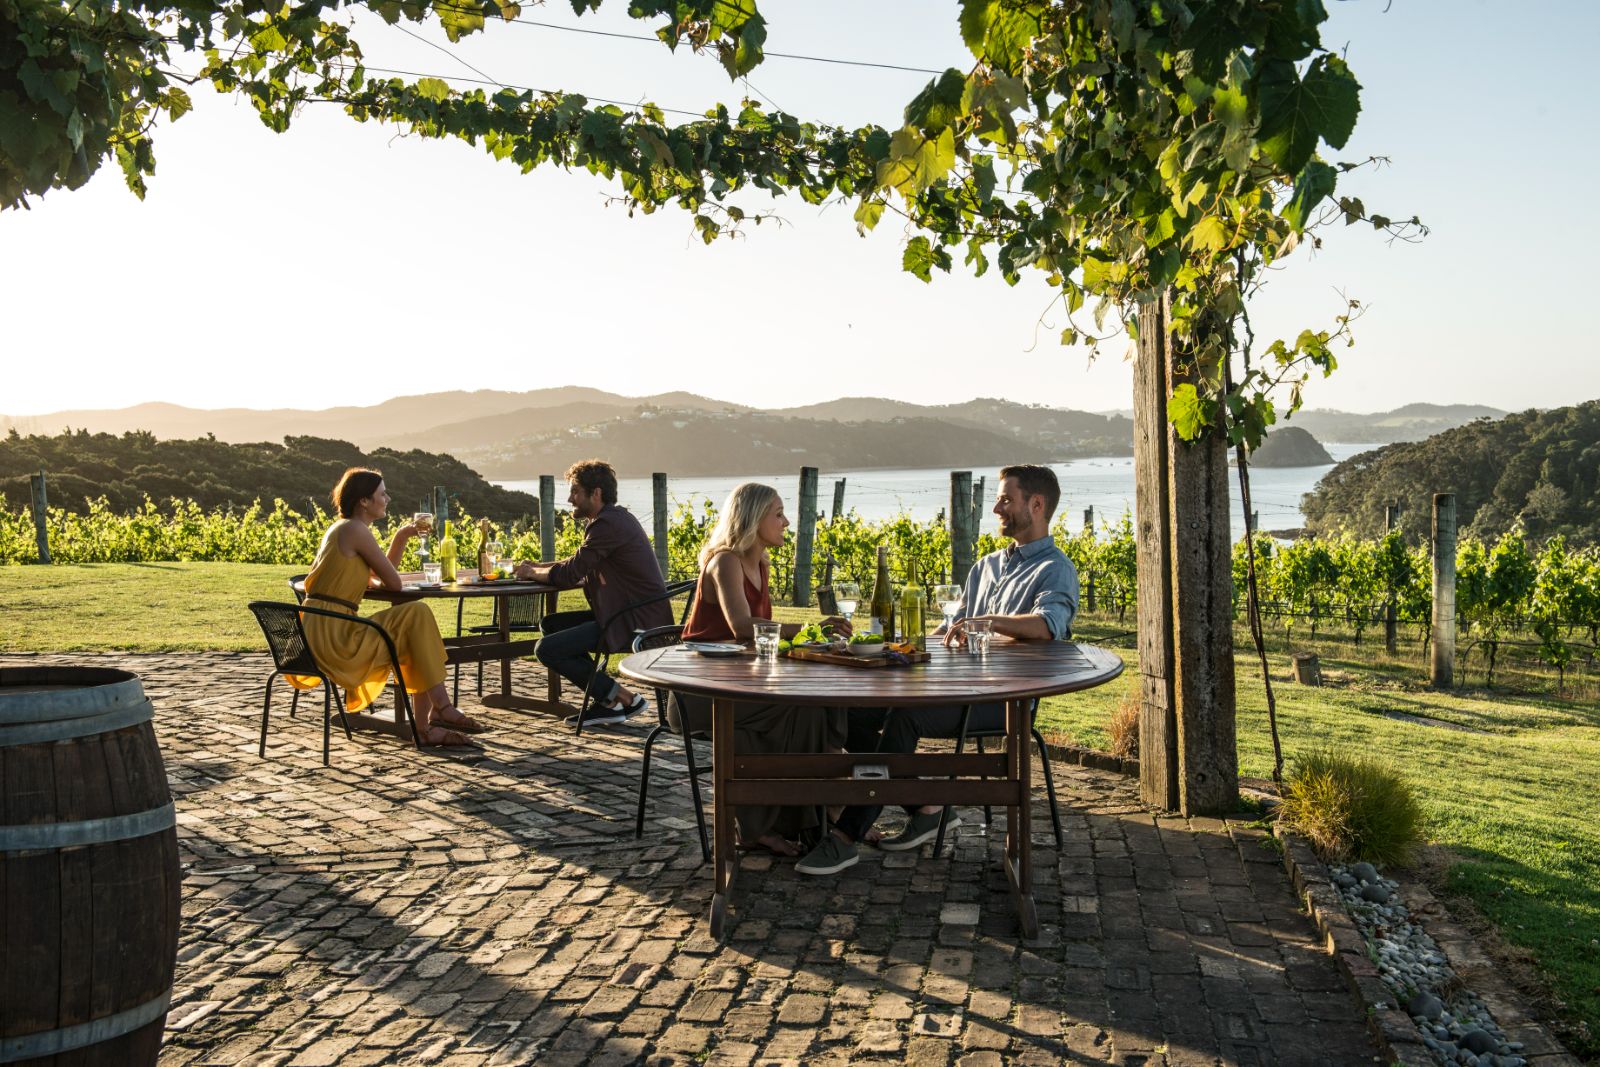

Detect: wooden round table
[619, 639, 1124, 939]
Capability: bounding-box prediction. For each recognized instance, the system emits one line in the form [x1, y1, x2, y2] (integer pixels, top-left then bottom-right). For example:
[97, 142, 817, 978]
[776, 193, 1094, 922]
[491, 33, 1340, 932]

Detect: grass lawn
[3, 562, 1596, 1054]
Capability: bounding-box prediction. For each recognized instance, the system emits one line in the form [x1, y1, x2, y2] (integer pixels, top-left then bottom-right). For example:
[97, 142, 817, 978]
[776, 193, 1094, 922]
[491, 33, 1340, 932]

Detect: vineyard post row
[29, 469, 49, 564]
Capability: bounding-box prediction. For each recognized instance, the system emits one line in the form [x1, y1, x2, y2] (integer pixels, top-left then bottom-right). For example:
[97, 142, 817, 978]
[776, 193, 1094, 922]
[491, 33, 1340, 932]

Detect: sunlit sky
[2, 1, 1595, 419]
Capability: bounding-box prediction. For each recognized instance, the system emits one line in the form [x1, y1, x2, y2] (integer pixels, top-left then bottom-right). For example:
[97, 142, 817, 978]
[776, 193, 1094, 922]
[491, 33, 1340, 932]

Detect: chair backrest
[494, 594, 542, 628]
[287, 573, 309, 605]
[249, 601, 322, 675]
[631, 624, 684, 654]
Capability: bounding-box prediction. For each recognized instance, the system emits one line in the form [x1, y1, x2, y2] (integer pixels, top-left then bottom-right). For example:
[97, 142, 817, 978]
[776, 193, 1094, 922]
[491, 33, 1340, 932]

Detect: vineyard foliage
[10, 494, 1599, 675]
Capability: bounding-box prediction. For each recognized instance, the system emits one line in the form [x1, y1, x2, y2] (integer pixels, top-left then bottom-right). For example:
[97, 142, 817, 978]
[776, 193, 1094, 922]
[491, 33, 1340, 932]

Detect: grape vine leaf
[1257, 55, 1360, 175]
[1282, 159, 1336, 232]
[903, 235, 951, 282]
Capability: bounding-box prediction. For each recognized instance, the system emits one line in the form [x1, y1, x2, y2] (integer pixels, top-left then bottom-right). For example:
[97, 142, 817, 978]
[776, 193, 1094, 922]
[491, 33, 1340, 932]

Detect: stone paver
[4, 652, 1384, 1065]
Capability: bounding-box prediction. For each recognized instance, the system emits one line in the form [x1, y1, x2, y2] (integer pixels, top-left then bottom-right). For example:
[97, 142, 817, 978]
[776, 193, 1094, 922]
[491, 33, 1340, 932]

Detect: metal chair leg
[259, 672, 277, 757]
[289, 688, 300, 719]
[332, 685, 352, 740]
[1033, 726, 1063, 847]
[681, 728, 712, 863]
[322, 685, 332, 766]
[635, 724, 663, 839]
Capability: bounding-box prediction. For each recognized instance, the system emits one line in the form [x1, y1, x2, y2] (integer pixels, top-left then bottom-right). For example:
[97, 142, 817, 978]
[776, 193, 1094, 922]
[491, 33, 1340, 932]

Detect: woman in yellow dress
[299, 467, 482, 746]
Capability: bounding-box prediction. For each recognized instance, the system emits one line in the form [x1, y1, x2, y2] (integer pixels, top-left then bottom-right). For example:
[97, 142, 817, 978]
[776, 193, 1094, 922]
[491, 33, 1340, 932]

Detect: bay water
[498, 443, 1376, 540]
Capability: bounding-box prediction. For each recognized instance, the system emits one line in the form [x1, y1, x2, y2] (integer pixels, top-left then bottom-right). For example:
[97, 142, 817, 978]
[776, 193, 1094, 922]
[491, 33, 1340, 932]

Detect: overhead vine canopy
[2, 0, 1420, 442]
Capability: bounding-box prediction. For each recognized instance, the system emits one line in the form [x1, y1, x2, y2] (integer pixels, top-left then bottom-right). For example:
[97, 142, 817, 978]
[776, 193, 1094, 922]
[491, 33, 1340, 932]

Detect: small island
[1247, 425, 1334, 467]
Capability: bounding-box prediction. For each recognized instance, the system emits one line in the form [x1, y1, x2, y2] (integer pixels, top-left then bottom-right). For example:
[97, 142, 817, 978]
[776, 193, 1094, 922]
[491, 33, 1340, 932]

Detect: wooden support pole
[433, 486, 449, 525]
[539, 474, 556, 563]
[831, 478, 847, 521]
[950, 471, 975, 586]
[652, 473, 670, 580]
[1250, 511, 1259, 533]
[30, 470, 50, 564]
[1133, 294, 1238, 815]
[792, 466, 819, 607]
[971, 475, 985, 534]
[1431, 493, 1456, 687]
[1384, 503, 1399, 654]
[1084, 573, 1096, 614]
[1083, 505, 1094, 532]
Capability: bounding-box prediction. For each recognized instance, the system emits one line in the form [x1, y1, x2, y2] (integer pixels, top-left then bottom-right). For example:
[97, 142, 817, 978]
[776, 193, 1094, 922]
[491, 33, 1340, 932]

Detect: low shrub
[1277, 747, 1425, 866]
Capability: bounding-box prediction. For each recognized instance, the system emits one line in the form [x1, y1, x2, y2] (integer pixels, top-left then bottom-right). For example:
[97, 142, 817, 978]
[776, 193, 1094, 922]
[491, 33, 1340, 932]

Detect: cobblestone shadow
[3, 652, 1383, 1066]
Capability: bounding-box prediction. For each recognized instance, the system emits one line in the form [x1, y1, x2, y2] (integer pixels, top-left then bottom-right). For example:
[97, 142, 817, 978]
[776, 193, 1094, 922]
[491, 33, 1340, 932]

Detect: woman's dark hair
[565, 458, 619, 506]
[332, 467, 384, 519]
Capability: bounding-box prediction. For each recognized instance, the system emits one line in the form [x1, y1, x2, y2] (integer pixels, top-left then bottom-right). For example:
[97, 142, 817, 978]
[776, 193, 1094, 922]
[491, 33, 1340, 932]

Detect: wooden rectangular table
[294, 571, 580, 730]
[619, 640, 1124, 940]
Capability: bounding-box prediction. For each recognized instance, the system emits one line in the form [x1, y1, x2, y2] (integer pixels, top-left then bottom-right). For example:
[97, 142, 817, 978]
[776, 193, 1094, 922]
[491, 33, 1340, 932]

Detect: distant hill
[1301, 402, 1600, 544]
[0, 431, 538, 521]
[1248, 426, 1333, 468]
[0, 388, 745, 450]
[1288, 403, 1506, 444]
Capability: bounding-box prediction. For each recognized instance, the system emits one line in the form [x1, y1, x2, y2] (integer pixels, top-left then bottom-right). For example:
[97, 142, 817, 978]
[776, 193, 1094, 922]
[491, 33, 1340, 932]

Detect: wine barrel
[0, 667, 181, 1066]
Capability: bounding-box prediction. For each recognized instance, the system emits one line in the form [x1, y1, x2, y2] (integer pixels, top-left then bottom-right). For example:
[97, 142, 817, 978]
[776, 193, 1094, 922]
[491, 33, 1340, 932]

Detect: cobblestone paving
[7, 652, 1384, 1066]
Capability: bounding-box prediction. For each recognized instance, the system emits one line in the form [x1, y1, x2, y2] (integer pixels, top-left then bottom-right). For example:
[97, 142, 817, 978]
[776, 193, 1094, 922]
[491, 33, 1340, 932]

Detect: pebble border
[1272, 830, 1581, 1066]
[1040, 735, 1579, 1067]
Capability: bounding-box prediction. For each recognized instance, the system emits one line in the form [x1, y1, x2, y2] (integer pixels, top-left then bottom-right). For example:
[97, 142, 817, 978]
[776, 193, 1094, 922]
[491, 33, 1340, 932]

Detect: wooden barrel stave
[0, 667, 179, 1067]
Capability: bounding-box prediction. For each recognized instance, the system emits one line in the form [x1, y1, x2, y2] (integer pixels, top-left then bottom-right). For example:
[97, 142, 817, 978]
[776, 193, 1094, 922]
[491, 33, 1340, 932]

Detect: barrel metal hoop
[0, 800, 176, 852]
[0, 989, 171, 1063]
[0, 669, 145, 723]
[0, 701, 153, 747]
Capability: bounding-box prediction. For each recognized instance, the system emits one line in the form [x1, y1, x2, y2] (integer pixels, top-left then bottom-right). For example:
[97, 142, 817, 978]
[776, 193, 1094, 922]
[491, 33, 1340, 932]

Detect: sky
[2, 1, 1596, 419]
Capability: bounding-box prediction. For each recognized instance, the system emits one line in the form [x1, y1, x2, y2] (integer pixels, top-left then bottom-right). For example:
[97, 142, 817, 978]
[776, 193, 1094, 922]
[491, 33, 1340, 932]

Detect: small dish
[847, 642, 886, 657]
[416, 581, 443, 590]
[684, 642, 746, 657]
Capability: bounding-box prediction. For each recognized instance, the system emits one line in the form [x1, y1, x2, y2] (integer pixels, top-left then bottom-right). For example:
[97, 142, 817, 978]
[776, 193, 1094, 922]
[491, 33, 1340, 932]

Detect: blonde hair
[699, 483, 781, 567]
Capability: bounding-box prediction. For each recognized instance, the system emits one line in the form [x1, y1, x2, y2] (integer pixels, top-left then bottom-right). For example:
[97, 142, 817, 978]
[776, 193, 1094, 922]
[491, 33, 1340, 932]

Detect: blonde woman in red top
[674, 482, 852, 857]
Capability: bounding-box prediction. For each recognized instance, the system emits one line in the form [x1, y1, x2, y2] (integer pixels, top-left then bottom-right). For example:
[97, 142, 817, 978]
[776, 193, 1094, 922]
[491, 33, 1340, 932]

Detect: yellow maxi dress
[292, 520, 448, 712]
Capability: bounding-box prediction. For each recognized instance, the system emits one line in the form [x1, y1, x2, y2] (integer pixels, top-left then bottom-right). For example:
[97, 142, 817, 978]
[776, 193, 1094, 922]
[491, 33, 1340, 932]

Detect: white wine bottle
[869, 545, 893, 637]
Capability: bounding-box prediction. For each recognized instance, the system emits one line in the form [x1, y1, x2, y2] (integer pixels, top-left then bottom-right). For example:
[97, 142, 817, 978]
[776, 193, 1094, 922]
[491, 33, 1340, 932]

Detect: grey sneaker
[795, 834, 859, 876]
[878, 810, 960, 852]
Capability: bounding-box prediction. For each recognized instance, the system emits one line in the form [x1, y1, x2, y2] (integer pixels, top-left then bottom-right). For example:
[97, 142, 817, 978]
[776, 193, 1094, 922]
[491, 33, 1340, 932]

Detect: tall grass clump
[1277, 747, 1425, 866]
[1106, 688, 1140, 760]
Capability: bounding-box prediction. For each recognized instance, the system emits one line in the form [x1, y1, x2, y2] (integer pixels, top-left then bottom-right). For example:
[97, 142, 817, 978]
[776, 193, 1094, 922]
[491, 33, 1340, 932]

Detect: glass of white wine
[834, 581, 860, 622]
[413, 510, 434, 569]
[934, 583, 963, 632]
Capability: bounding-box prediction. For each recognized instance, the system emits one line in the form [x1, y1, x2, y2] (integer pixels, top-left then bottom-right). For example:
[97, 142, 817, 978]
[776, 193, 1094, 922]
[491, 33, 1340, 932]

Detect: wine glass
[934, 583, 963, 631]
[413, 510, 434, 569]
[834, 581, 860, 622]
[483, 539, 503, 579]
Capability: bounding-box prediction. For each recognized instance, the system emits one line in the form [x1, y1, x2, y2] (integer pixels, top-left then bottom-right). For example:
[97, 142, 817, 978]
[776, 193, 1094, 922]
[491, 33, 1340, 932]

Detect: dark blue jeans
[834, 702, 1005, 843]
[534, 610, 619, 705]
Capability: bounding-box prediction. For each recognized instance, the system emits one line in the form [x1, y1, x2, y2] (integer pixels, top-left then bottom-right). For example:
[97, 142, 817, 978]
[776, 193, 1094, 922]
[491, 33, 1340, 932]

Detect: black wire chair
[932, 698, 1064, 856]
[279, 573, 311, 721]
[630, 623, 711, 862]
[571, 578, 698, 735]
[248, 600, 422, 763]
[454, 593, 544, 705]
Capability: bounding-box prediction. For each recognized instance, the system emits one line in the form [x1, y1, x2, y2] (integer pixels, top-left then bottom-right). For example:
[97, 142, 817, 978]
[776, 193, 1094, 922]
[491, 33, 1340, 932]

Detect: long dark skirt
[669, 694, 846, 844]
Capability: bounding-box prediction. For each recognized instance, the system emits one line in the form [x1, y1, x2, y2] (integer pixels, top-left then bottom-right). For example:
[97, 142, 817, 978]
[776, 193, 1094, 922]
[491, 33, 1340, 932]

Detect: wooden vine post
[1431, 493, 1456, 687]
[1133, 295, 1238, 815]
[1384, 503, 1400, 653]
[831, 478, 847, 521]
[538, 474, 556, 564]
[30, 470, 50, 564]
[949, 471, 975, 586]
[791, 466, 819, 607]
[652, 473, 670, 580]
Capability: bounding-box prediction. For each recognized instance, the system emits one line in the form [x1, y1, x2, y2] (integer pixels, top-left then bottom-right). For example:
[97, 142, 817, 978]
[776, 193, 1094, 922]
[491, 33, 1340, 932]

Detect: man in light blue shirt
[798, 465, 1079, 876]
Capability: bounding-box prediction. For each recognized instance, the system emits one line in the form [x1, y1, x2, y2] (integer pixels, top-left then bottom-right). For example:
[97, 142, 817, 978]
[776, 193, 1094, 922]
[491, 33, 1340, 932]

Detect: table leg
[709, 696, 737, 940]
[543, 591, 561, 708]
[496, 593, 513, 698]
[1005, 697, 1039, 939]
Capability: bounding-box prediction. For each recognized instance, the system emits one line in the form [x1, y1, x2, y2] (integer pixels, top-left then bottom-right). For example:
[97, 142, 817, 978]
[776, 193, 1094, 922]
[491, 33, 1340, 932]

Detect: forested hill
[1301, 402, 1600, 545]
[0, 431, 538, 521]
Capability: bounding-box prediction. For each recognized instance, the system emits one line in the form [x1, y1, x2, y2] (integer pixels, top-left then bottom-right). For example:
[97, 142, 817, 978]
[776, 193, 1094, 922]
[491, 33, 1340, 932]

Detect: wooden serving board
[784, 647, 930, 668]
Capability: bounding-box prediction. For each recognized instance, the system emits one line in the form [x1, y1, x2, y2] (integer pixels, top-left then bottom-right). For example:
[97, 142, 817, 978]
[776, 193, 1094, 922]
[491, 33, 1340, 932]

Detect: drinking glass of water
[834, 581, 860, 620]
[964, 617, 993, 656]
[934, 584, 962, 631]
[422, 561, 443, 585]
[753, 620, 782, 662]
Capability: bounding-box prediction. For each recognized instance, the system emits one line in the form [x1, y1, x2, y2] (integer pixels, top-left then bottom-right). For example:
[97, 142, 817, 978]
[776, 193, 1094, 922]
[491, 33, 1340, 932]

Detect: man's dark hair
[999, 464, 1060, 520]
[566, 459, 619, 506]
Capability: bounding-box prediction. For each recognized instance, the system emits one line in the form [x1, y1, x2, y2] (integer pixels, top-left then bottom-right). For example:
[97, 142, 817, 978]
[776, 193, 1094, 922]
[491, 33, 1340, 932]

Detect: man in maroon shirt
[515, 460, 672, 727]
